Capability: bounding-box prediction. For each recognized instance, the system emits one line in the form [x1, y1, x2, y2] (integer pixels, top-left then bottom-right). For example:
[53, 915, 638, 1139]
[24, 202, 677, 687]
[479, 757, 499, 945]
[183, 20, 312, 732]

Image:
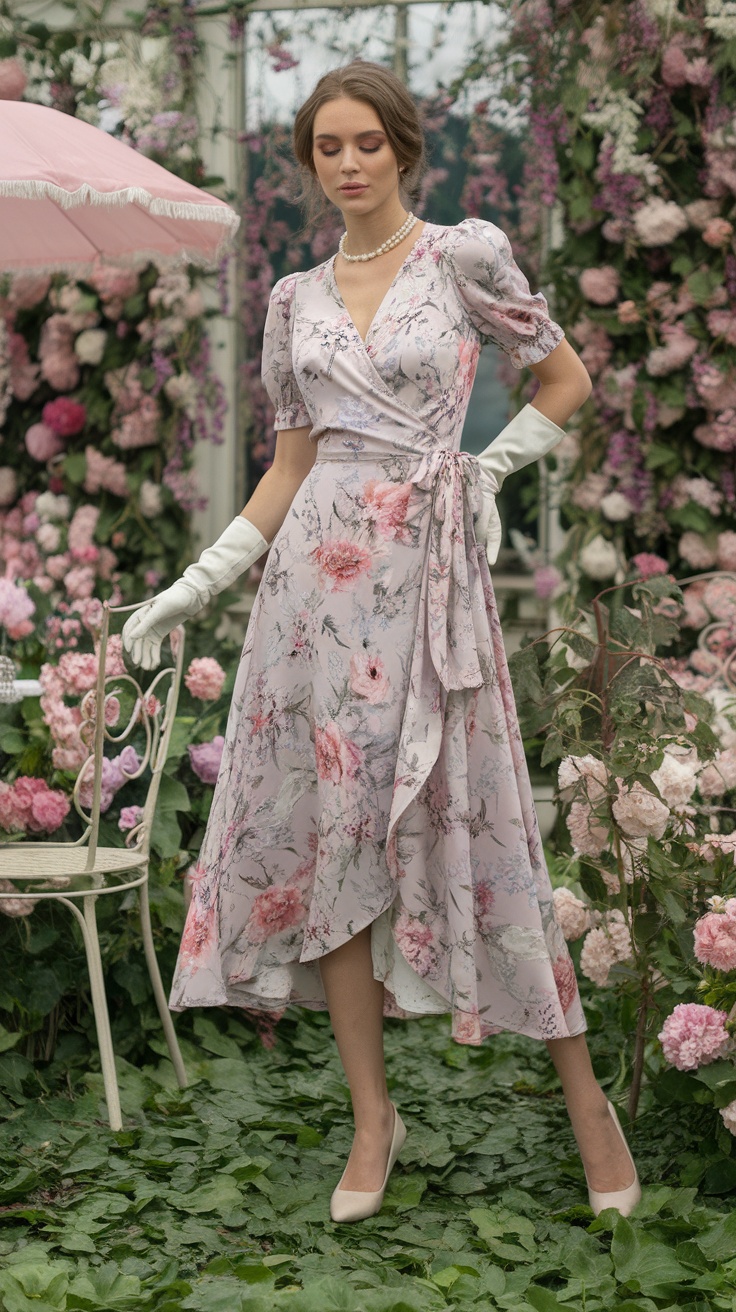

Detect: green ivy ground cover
[1, 997, 735, 1312]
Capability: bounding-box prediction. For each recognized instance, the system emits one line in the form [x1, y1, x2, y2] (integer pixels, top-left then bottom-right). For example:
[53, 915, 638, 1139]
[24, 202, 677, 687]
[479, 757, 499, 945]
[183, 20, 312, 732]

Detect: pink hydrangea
[78, 746, 141, 813]
[188, 736, 225, 784]
[659, 1003, 732, 1070]
[703, 577, 736, 621]
[716, 532, 736, 572]
[83, 447, 128, 498]
[678, 531, 717, 569]
[119, 805, 144, 833]
[579, 266, 620, 305]
[612, 779, 670, 839]
[693, 911, 736, 972]
[0, 577, 35, 639]
[25, 422, 64, 462]
[552, 887, 590, 941]
[184, 657, 226, 701]
[0, 777, 70, 834]
[630, 552, 669, 579]
[42, 397, 87, 437]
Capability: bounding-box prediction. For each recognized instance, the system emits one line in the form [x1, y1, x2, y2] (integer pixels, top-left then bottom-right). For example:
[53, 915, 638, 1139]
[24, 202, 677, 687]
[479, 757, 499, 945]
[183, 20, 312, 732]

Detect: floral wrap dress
[169, 217, 587, 1045]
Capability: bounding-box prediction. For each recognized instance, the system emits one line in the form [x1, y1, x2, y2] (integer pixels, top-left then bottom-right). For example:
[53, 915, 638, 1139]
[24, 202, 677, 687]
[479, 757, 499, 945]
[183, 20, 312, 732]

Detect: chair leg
[81, 893, 123, 1132]
[139, 875, 188, 1088]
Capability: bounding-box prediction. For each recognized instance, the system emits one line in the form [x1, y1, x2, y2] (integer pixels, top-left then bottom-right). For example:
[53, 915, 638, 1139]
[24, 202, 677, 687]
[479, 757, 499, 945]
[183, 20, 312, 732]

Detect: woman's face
[312, 96, 401, 216]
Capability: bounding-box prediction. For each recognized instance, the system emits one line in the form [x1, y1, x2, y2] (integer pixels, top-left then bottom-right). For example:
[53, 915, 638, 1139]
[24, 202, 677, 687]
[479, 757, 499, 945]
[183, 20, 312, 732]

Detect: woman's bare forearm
[238, 464, 307, 545]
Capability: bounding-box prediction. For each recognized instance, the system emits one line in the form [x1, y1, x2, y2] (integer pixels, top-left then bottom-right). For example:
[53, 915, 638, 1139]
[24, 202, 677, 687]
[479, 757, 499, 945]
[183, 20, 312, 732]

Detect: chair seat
[0, 844, 147, 883]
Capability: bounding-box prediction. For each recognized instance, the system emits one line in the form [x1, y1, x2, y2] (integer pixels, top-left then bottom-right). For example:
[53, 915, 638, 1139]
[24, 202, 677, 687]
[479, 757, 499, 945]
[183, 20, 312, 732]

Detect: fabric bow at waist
[406, 446, 495, 693]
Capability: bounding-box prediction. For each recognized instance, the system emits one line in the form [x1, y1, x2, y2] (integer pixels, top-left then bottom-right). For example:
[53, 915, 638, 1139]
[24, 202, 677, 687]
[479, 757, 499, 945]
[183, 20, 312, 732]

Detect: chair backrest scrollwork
[74, 602, 185, 872]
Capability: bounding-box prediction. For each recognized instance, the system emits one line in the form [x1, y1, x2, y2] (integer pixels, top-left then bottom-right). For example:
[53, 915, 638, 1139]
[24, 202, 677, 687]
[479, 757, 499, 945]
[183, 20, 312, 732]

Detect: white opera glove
[475, 403, 566, 567]
[122, 516, 271, 670]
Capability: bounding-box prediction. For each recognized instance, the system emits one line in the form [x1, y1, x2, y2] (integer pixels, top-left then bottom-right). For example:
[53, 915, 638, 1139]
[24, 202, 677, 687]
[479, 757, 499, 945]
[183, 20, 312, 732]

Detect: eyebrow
[314, 130, 386, 141]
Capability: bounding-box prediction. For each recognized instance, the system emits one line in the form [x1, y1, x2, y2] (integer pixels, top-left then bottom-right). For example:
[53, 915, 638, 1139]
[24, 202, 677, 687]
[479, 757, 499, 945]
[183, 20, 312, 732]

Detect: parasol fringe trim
[0, 233, 236, 279]
[0, 178, 240, 231]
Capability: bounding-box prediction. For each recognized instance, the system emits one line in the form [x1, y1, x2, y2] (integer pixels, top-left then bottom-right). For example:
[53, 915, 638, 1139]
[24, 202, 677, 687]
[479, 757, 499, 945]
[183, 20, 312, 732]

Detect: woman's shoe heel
[585, 1100, 641, 1218]
[329, 1102, 406, 1223]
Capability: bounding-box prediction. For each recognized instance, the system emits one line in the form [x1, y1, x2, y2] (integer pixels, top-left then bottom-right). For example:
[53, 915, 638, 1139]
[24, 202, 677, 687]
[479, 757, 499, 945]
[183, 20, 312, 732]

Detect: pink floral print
[169, 218, 585, 1046]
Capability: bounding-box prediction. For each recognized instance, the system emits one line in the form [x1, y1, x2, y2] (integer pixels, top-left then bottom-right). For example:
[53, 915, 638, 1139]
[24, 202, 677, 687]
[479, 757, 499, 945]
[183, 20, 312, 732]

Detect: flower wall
[500, 0, 736, 1143]
[0, 7, 254, 1055]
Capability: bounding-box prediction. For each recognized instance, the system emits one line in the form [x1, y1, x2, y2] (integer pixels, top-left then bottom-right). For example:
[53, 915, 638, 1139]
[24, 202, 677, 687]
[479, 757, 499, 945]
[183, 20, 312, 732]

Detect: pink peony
[579, 266, 620, 305]
[553, 887, 590, 941]
[362, 480, 413, 542]
[349, 650, 390, 703]
[552, 954, 579, 1014]
[579, 910, 633, 987]
[693, 912, 736, 972]
[315, 719, 363, 784]
[42, 397, 87, 437]
[0, 58, 27, 100]
[659, 1003, 732, 1070]
[25, 422, 64, 462]
[247, 885, 306, 943]
[0, 777, 70, 834]
[310, 538, 373, 591]
[184, 657, 226, 701]
[188, 736, 225, 784]
[612, 779, 670, 839]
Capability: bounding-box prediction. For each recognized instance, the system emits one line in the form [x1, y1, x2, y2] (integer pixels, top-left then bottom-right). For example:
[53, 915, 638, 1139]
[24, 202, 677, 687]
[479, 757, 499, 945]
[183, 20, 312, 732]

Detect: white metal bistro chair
[0, 600, 188, 1130]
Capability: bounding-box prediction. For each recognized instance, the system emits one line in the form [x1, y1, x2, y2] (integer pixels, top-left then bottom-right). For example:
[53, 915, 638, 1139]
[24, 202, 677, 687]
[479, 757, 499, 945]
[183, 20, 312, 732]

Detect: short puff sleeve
[261, 273, 312, 430]
[446, 217, 565, 370]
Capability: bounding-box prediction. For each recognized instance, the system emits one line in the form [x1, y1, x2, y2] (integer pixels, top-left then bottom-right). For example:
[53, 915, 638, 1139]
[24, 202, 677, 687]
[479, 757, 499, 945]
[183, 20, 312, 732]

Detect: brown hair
[292, 60, 426, 228]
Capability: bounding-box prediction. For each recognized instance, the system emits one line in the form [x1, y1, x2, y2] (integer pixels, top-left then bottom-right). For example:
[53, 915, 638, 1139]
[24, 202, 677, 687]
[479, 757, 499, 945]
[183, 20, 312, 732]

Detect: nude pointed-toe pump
[329, 1102, 407, 1223]
[585, 1101, 642, 1218]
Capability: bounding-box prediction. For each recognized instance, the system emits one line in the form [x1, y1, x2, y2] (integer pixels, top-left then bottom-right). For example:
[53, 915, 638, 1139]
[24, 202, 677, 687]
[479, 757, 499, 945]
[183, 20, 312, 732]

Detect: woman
[123, 61, 641, 1224]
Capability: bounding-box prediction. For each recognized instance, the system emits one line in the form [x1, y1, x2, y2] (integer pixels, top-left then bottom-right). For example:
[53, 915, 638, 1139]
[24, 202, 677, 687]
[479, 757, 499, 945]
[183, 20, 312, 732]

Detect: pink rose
[693, 912, 736, 973]
[184, 657, 226, 701]
[394, 907, 438, 975]
[553, 954, 579, 1014]
[0, 578, 35, 638]
[310, 538, 373, 591]
[349, 650, 390, 703]
[315, 720, 363, 784]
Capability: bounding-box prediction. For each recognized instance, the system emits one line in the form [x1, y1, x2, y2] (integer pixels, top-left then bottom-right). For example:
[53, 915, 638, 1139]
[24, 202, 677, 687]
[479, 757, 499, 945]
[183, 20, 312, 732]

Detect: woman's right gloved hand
[122, 515, 271, 670]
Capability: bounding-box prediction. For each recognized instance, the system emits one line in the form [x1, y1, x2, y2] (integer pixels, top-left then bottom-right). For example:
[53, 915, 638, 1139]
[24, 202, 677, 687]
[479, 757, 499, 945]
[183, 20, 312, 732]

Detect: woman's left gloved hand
[474, 403, 566, 568]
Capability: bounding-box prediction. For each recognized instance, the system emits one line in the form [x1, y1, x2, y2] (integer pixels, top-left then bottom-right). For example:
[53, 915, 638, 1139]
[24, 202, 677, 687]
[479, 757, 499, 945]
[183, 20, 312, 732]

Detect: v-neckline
[330, 221, 433, 347]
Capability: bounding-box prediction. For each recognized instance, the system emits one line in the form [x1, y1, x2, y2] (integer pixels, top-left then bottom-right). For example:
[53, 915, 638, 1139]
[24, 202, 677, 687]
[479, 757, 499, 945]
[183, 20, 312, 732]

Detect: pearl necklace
[339, 211, 417, 263]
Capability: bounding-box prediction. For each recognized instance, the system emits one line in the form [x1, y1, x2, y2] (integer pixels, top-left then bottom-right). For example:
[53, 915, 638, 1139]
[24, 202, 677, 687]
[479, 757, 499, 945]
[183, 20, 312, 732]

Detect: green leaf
[611, 1217, 688, 1292]
[63, 452, 88, 486]
[170, 1175, 242, 1214]
[526, 1289, 569, 1312]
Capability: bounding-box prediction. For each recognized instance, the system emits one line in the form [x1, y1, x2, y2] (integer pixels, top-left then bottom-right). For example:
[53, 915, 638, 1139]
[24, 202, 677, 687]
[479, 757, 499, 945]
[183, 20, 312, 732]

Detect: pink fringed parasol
[0, 101, 240, 275]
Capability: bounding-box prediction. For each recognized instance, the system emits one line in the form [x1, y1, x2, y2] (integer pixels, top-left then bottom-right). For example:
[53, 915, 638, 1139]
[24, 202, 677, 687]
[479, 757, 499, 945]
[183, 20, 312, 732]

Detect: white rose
[601, 491, 634, 522]
[579, 534, 618, 580]
[74, 328, 107, 366]
[650, 749, 699, 810]
[139, 480, 163, 518]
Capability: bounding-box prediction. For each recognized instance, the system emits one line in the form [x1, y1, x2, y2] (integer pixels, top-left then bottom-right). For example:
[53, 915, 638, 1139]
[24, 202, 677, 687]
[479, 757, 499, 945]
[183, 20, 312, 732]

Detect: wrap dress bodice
[168, 217, 586, 1046]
